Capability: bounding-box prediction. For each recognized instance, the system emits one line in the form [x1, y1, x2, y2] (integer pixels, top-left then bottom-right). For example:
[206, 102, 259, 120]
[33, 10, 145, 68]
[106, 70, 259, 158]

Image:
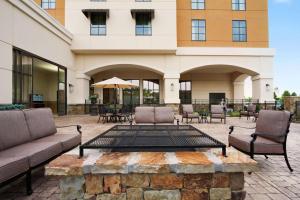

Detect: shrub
[0, 104, 25, 110]
[229, 111, 240, 117]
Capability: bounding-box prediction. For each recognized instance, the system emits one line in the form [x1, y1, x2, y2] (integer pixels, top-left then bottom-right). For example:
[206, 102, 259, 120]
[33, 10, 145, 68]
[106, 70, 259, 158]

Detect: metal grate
[80, 125, 226, 156]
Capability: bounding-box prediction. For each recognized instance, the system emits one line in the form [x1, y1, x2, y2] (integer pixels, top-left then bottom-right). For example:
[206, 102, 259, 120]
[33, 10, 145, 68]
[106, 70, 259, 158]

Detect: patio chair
[228, 110, 294, 172]
[117, 105, 133, 122]
[240, 104, 257, 120]
[181, 104, 200, 123]
[210, 105, 226, 124]
[97, 105, 113, 123]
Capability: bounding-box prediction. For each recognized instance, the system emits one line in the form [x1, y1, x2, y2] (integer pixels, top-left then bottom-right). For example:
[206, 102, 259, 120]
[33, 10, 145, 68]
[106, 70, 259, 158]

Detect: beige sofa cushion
[0, 110, 31, 150]
[24, 108, 57, 140]
[135, 107, 155, 124]
[154, 107, 174, 123]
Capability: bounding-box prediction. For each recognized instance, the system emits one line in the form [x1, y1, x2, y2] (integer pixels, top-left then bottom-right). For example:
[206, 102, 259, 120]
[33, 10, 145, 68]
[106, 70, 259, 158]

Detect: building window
[192, 19, 206, 41]
[13, 51, 33, 106]
[90, 13, 106, 36]
[191, 0, 205, 10]
[232, 20, 247, 42]
[232, 0, 246, 11]
[143, 80, 159, 104]
[136, 13, 152, 36]
[180, 81, 192, 104]
[41, 0, 56, 9]
[123, 80, 140, 107]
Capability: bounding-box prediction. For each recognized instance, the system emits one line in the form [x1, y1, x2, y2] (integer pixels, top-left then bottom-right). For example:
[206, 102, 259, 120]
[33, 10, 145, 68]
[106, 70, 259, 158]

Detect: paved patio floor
[0, 115, 299, 200]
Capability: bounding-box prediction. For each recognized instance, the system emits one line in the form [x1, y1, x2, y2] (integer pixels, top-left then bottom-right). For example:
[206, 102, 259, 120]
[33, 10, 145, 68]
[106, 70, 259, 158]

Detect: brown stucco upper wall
[177, 0, 269, 47]
[34, 0, 65, 25]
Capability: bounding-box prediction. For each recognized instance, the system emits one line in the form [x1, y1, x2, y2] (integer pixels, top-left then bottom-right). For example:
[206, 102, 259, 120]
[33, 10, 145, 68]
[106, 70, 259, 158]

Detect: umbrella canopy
[92, 77, 139, 89]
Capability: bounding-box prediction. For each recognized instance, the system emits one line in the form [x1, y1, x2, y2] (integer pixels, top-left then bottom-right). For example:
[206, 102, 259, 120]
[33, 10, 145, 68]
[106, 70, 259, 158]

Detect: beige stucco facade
[0, 0, 275, 113]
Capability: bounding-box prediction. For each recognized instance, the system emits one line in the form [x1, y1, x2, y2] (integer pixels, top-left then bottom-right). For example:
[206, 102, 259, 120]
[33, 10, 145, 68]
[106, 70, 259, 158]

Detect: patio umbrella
[91, 77, 139, 113]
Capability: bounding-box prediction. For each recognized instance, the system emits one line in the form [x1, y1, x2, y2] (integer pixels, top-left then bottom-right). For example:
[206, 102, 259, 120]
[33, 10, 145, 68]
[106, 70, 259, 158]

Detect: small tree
[282, 90, 291, 97]
[291, 92, 297, 96]
[274, 92, 280, 100]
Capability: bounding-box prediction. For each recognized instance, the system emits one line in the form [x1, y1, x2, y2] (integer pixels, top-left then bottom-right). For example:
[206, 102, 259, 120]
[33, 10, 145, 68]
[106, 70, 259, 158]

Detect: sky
[245, 0, 300, 97]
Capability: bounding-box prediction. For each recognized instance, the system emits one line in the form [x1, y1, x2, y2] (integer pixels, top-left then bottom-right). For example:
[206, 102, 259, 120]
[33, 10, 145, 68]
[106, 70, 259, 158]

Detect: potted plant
[89, 94, 98, 104]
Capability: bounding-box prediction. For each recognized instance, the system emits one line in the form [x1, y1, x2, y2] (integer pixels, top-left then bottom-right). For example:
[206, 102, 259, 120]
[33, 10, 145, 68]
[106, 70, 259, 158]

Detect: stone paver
[0, 115, 299, 199]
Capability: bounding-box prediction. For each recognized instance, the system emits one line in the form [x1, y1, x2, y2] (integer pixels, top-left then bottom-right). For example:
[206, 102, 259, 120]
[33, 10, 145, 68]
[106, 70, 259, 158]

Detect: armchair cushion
[182, 105, 194, 115]
[187, 113, 199, 118]
[211, 105, 224, 114]
[229, 134, 284, 154]
[211, 113, 225, 118]
[255, 110, 291, 143]
[247, 105, 256, 113]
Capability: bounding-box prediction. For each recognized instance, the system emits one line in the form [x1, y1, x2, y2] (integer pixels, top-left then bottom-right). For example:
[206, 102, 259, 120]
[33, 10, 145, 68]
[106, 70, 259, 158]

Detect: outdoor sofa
[0, 108, 81, 195]
[229, 110, 293, 171]
[131, 106, 179, 125]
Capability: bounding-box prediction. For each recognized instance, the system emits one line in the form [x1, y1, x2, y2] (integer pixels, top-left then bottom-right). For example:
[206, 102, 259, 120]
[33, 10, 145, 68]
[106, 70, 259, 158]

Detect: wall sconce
[170, 83, 174, 92]
[266, 83, 270, 91]
[69, 83, 74, 93]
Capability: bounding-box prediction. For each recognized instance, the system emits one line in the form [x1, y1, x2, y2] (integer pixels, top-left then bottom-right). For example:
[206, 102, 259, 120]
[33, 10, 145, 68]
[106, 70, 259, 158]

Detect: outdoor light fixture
[69, 83, 74, 93]
[266, 83, 270, 91]
[170, 83, 174, 91]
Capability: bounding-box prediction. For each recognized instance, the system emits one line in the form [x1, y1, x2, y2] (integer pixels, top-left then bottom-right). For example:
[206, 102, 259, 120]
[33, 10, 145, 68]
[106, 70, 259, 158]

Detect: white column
[164, 73, 180, 104]
[252, 75, 274, 103]
[233, 81, 245, 100]
[73, 73, 91, 104]
[0, 42, 13, 104]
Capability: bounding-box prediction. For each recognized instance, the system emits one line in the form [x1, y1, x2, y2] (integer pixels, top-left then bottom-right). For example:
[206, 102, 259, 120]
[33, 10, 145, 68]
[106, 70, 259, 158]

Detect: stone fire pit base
[46, 148, 257, 200]
[60, 172, 245, 200]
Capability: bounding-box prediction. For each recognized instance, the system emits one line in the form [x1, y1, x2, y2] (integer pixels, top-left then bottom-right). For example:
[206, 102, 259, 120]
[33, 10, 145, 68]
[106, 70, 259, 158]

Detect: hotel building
[0, 0, 274, 114]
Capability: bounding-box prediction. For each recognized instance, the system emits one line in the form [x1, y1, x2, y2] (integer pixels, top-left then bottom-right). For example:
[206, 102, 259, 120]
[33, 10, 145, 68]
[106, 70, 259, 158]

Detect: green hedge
[0, 104, 26, 111]
[229, 111, 241, 117]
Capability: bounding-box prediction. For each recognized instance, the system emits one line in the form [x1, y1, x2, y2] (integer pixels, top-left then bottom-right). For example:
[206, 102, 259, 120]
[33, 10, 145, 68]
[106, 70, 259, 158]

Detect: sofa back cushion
[154, 107, 174, 123]
[247, 105, 256, 113]
[0, 110, 31, 150]
[182, 105, 193, 115]
[24, 108, 57, 140]
[256, 110, 291, 143]
[211, 105, 224, 114]
[135, 107, 155, 123]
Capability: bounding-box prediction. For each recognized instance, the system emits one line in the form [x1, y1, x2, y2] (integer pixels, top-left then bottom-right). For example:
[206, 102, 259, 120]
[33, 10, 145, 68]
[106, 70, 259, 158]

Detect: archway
[87, 64, 164, 105]
[179, 64, 259, 103]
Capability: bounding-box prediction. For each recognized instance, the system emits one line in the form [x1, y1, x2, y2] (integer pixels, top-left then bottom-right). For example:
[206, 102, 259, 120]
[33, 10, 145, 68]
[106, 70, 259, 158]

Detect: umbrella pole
[114, 87, 117, 114]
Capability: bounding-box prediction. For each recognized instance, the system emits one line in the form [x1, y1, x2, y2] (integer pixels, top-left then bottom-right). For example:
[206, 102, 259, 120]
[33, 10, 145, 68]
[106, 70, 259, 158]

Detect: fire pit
[79, 125, 226, 157]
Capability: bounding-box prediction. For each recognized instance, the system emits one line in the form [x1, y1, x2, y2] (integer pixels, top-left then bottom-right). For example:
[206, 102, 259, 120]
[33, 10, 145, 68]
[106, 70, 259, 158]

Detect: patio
[0, 115, 299, 200]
